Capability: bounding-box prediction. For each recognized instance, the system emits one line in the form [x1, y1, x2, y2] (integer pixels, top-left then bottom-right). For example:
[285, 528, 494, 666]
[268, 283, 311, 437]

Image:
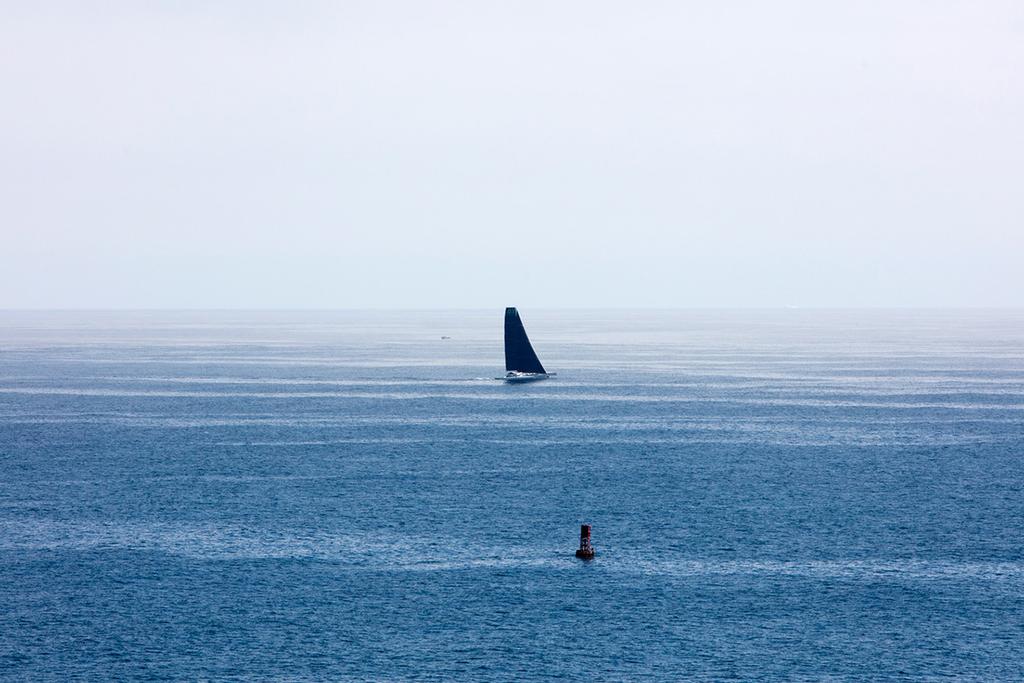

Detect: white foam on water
[2, 386, 1022, 410]
[4, 519, 1020, 583]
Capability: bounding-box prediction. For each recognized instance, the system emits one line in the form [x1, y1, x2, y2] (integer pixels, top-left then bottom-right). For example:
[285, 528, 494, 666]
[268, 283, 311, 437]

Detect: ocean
[1, 309, 1022, 681]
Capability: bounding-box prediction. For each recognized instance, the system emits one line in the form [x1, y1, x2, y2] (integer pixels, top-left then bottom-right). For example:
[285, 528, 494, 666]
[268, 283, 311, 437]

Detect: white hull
[498, 372, 554, 383]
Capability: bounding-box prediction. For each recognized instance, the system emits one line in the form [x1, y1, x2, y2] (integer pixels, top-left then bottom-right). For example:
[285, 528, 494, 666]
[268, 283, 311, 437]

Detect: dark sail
[504, 307, 546, 374]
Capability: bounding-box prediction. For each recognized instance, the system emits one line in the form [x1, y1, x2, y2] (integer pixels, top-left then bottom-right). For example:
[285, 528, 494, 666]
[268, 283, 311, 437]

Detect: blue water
[1, 310, 1023, 681]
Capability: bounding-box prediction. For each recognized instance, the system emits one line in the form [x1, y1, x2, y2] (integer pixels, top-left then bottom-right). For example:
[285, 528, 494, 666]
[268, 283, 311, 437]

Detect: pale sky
[1, 1, 1021, 308]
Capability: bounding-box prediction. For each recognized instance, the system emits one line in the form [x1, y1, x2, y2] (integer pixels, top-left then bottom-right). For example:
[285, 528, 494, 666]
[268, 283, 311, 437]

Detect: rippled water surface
[1, 310, 1023, 680]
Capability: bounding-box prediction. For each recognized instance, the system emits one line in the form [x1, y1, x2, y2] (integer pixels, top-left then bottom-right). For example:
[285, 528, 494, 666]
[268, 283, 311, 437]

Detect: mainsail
[504, 307, 547, 374]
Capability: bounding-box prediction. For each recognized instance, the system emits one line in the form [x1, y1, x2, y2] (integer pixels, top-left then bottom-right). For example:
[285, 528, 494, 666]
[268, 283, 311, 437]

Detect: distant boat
[498, 307, 554, 383]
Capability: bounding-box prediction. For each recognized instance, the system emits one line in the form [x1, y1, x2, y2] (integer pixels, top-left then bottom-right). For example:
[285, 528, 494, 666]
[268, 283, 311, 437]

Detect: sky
[1, 1, 1022, 309]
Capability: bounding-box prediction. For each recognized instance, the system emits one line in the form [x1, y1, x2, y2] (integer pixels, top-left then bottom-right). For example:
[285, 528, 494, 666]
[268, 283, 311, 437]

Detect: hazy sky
[2, 2, 1021, 308]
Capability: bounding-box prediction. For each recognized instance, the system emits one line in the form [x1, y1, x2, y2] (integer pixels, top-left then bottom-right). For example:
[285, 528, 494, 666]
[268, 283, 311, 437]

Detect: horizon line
[2, 306, 1023, 313]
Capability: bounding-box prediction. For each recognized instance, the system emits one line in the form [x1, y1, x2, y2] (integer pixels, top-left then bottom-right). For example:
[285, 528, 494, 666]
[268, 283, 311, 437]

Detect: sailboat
[499, 307, 554, 383]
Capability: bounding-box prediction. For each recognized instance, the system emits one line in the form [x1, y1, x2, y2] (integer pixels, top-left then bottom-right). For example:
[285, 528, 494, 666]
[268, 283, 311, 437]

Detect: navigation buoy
[575, 524, 595, 560]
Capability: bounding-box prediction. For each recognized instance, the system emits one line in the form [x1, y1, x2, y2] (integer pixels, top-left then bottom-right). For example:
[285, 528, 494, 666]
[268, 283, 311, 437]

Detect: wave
[3, 520, 1021, 582]
[2, 386, 1022, 410]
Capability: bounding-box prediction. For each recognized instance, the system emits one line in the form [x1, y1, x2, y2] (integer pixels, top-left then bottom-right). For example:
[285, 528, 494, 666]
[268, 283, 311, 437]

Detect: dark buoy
[575, 524, 595, 560]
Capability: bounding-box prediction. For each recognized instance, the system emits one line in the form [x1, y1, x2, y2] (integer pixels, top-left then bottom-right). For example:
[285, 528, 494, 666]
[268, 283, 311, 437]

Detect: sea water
[1, 309, 1022, 680]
